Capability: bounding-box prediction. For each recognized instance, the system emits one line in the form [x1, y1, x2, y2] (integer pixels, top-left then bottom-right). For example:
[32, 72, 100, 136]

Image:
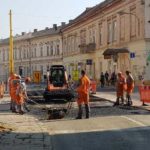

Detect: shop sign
[72, 70, 79, 81]
[130, 52, 135, 59]
[33, 71, 41, 83]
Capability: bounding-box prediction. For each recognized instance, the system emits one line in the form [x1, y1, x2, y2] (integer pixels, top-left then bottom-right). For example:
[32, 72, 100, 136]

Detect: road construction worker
[20, 77, 31, 112]
[16, 79, 25, 114]
[8, 73, 20, 112]
[76, 70, 90, 119]
[15, 77, 32, 114]
[125, 70, 134, 106]
[114, 72, 126, 106]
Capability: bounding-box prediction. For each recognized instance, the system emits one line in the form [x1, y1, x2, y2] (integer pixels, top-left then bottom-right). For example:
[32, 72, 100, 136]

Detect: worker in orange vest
[8, 73, 20, 112]
[76, 70, 90, 119]
[114, 72, 126, 106]
[20, 77, 31, 112]
[16, 79, 26, 114]
[125, 70, 134, 106]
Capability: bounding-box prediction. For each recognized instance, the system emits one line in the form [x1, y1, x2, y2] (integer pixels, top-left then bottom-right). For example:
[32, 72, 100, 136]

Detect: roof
[103, 48, 130, 55]
[62, 0, 121, 31]
[0, 26, 62, 45]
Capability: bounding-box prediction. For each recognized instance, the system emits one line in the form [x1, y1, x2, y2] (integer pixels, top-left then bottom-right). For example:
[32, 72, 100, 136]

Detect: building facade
[0, 0, 150, 83]
[0, 24, 63, 82]
[62, 0, 150, 82]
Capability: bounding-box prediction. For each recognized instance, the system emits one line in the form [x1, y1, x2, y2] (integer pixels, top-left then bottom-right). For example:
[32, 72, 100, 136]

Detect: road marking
[121, 116, 146, 127]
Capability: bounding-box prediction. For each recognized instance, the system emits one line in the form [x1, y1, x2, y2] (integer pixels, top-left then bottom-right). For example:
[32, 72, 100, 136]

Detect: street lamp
[118, 10, 140, 36]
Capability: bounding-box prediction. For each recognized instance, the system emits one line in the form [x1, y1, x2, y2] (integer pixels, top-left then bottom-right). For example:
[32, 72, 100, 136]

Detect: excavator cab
[50, 66, 66, 87]
[43, 65, 75, 102]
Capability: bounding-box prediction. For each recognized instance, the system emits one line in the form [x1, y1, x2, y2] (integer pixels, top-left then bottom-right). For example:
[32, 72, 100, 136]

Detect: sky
[0, 0, 104, 39]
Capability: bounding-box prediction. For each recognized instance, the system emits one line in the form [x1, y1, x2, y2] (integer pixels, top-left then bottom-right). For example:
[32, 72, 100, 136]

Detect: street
[1, 93, 150, 150]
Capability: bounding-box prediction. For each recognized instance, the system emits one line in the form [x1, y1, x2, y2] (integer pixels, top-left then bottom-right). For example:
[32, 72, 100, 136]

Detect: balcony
[79, 43, 96, 54]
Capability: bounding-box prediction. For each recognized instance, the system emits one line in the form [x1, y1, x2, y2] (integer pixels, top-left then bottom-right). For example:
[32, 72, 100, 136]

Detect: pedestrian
[114, 72, 126, 106]
[76, 70, 90, 119]
[110, 72, 117, 86]
[100, 72, 105, 88]
[105, 71, 109, 86]
[125, 70, 134, 106]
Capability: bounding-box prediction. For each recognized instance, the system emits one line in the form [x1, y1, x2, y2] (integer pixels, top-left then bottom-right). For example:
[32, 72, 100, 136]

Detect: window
[107, 22, 112, 44]
[40, 47, 43, 57]
[14, 49, 17, 60]
[80, 30, 86, 44]
[40, 65, 43, 74]
[34, 48, 36, 58]
[112, 20, 117, 42]
[47, 46, 49, 56]
[50, 43, 53, 55]
[23, 49, 26, 59]
[56, 44, 60, 55]
[130, 7, 136, 38]
[120, 15, 125, 40]
[99, 24, 103, 46]
[63, 39, 67, 55]
[88, 26, 96, 43]
[19, 48, 21, 59]
[67, 37, 71, 53]
[3, 50, 5, 61]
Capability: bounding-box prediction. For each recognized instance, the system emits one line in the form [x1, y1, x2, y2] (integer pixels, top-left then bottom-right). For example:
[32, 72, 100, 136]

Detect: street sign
[130, 52, 135, 58]
[33, 71, 41, 83]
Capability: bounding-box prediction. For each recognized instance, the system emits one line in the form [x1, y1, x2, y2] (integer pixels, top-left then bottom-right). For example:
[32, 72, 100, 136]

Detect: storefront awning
[103, 48, 129, 56]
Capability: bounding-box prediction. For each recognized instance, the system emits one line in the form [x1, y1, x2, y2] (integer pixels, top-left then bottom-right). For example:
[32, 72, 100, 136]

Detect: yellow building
[62, 0, 150, 82]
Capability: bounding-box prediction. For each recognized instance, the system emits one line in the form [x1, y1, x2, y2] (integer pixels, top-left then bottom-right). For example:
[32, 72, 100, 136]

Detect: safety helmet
[16, 75, 21, 79]
[25, 77, 31, 83]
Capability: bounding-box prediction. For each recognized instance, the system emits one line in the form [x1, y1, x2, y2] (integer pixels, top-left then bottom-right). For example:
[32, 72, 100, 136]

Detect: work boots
[113, 97, 120, 106]
[76, 105, 82, 119]
[85, 104, 90, 119]
[18, 105, 25, 115]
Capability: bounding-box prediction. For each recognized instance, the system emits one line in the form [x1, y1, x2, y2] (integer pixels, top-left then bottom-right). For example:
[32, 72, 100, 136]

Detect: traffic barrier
[0, 84, 4, 99]
[138, 86, 150, 104]
[90, 80, 96, 94]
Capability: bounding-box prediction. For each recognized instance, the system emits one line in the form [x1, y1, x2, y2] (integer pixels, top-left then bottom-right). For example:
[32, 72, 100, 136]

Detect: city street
[1, 90, 150, 150]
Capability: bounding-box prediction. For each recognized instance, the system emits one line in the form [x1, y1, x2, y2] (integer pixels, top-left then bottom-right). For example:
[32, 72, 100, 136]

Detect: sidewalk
[95, 85, 149, 109]
[0, 98, 51, 150]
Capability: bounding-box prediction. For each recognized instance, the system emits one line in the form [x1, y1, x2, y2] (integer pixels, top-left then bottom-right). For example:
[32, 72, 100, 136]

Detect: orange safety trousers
[77, 75, 90, 105]
[126, 83, 134, 94]
[15, 84, 24, 105]
[77, 92, 89, 105]
[116, 76, 125, 97]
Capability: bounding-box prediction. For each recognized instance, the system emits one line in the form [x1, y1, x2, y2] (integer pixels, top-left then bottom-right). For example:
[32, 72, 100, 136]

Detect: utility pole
[9, 9, 14, 75]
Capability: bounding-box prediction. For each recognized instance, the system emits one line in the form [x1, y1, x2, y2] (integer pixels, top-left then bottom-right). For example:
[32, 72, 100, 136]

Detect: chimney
[86, 7, 91, 11]
[45, 27, 49, 30]
[61, 22, 66, 27]
[22, 32, 25, 35]
[69, 20, 73, 23]
[34, 29, 38, 32]
[53, 24, 57, 30]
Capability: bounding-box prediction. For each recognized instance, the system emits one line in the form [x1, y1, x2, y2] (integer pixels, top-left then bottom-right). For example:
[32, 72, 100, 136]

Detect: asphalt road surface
[1, 97, 150, 150]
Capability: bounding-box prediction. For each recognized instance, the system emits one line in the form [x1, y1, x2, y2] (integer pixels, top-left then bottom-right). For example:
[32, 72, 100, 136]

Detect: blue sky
[0, 0, 104, 39]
